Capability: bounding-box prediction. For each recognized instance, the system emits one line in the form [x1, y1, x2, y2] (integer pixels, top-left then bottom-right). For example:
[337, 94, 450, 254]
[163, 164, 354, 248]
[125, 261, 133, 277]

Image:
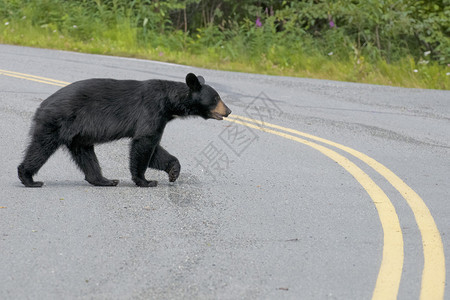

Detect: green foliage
[0, 0, 448, 89]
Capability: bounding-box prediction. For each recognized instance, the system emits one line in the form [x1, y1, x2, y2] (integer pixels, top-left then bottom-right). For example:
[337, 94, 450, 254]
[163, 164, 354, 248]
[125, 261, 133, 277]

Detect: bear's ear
[197, 76, 205, 85]
[186, 73, 202, 92]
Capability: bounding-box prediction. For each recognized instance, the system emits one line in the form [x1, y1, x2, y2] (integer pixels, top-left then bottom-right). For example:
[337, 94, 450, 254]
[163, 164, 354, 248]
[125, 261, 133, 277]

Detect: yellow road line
[0, 72, 66, 87]
[0, 69, 69, 86]
[226, 117, 404, 300]
[229, 114, 445, 300]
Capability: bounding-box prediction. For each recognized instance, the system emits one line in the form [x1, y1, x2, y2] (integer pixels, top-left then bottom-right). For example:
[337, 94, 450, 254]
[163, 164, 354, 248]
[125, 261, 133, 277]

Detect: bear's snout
[225, 106, 232, 117]
[210, 99, 231, 120]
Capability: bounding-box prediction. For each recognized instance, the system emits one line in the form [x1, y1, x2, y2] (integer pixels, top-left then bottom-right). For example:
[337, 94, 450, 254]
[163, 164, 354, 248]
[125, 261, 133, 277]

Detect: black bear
[18, 73, 231, 188]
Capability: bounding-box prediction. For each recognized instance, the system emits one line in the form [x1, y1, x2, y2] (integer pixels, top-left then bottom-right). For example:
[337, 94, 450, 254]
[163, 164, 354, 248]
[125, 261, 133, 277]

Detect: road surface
[0, 44, 449, 299]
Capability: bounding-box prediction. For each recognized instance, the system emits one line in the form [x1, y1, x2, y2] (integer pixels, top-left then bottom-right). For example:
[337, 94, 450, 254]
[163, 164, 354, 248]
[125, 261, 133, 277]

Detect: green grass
[1, 19, 448, 90]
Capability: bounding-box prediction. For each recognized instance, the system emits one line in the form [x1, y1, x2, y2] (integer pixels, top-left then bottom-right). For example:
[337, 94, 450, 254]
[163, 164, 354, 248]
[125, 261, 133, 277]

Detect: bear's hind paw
[24, 181, 44, 188]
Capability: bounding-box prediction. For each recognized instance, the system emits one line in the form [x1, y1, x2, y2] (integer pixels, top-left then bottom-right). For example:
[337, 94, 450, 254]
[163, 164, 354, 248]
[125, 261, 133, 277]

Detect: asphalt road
[0, 44, 449, 300]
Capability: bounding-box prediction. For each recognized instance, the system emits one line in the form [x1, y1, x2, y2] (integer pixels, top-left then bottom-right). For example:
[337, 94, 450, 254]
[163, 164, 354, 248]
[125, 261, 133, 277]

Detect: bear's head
[186, 73, 231, 120]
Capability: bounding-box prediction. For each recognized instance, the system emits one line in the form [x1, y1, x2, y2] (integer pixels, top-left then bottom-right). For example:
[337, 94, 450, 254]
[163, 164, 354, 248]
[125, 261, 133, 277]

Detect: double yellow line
[225, 115, 445, 300]
[0, 69, 445, 299]
[0, 69, 67, 87]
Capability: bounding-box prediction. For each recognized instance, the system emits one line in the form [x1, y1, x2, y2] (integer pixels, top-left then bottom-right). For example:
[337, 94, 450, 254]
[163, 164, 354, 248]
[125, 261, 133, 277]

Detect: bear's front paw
[166, 160, 181, 182]
[133, 177, 158, 187]
[86, 177, 119, 187]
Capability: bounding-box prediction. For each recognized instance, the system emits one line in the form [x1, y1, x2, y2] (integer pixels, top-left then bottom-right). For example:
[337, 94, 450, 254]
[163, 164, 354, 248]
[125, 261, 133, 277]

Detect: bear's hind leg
[18, 133, 60, 187]
[148, 145, 181, 182]
[68, 144, 119, 186]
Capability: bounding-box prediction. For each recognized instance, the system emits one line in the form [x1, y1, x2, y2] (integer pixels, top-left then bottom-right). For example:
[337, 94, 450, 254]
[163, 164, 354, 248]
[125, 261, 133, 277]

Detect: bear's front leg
[130, 137, 158, 187]
[148, 145, 181, 182]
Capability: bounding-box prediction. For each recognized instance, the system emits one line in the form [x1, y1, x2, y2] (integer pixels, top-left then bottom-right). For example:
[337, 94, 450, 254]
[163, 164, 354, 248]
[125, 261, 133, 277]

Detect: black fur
[18, 73, 231, 187]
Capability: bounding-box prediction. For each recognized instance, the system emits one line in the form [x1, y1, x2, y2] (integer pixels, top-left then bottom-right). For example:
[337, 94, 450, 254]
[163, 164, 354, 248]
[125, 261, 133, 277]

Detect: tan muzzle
[210, 99, 232, 120]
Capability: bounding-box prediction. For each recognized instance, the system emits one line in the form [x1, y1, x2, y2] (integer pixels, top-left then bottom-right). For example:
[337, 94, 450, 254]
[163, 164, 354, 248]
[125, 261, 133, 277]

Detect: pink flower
[256, 17, 262, 27]
[329, 20, 335, 28]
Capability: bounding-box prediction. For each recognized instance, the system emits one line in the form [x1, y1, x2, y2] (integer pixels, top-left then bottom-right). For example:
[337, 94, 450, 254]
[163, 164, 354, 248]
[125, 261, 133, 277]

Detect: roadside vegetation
[0, 0, 448, 89]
